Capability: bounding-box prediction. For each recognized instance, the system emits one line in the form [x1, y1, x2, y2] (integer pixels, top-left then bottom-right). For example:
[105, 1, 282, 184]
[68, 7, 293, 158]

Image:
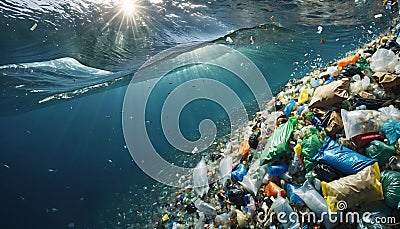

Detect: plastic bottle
[194, 199, 217, 215]
[298, 89, 309, 105]
[311, 115, 323, 129]
[310, 77, 320, 88]
[289, 152, 303, 175]
[324, 75, 335, 85]
[268, 164, 289, 177]
[270, 195, 301, 229]
[284, 99, 296, 117]
[231, 164, 248, 182]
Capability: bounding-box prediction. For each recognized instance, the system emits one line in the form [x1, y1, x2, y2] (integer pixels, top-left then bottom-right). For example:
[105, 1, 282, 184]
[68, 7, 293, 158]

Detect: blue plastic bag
[381, 120, 400, 144]
[284, 99, 296, 117]
[286, 183, 304, 204]
[268, 164, 288, 177]
[313, 136, 377, 175]
[231, 164, 248, 182]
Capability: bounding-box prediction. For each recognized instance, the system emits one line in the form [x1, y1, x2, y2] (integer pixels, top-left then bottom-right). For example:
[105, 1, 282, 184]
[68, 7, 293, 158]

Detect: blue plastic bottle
[231, 164, 248, 182]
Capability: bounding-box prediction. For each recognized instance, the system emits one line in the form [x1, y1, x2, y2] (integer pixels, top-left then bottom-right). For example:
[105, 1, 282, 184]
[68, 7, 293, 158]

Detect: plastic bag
[268, 164, 288, 177]
[352, 132, 386, 148]
[260, 117, 299, 165]
[239, 159, 269, 196]
[321, 162, 384, 212]
[309, 79, 350, 108]
[379, 105, 400, 120]
[358, 201, 392, 229]
[294, 180, 332, 229]
[301, 128, 323, 171]
[372, 72, 400, 90]
[219, 156, 232, 186]
[270, 195, 300, 229]
[338, 54, 360, 68]
[264, 181, 286, 198]
[193, 157, 209, 197]
[226, 186, 245, 206]
[380, 170, 400, 209]
[324, 110, 343, 137]
[231, 164, 248, 182]
[313, 136, 377, 175]
[314, 163, 343, 182]
[370, 48, 400, 72]
[233, 209, 249, 228]
[248, 131, 260, 149]
[285, 183, 304, 204]
[365, 140, 396, 166]
[341, 109, 386, 139]
[352, 96, 388, 110]
[381, 120, 400, 144]
[238, 140, 251, 156]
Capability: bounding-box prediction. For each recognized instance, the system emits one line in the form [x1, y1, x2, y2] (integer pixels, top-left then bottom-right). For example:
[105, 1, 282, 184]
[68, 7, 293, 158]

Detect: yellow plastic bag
[321, 162, 383, 212]
[298, 89, 309, 105]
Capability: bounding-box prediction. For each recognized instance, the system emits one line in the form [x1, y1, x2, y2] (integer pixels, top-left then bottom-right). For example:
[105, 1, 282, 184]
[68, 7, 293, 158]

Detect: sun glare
[121, 0, 137, 16]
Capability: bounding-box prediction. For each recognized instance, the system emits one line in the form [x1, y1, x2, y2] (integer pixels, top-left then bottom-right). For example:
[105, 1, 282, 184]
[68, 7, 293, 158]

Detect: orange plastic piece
[337, 55, 360, 68]
[264, 181, 286, 198]
[238, 140, 251, 156]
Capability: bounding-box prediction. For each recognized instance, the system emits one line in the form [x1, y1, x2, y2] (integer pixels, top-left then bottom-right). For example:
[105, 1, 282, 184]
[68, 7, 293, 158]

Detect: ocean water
[0, 0, 397, 228]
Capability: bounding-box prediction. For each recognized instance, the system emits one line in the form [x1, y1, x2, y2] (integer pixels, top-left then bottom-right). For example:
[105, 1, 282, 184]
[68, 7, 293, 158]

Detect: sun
[120, 0, 137, 16]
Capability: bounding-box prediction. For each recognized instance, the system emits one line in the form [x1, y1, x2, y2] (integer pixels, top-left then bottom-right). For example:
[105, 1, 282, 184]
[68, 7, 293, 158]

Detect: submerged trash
[156, 13, 400, 228]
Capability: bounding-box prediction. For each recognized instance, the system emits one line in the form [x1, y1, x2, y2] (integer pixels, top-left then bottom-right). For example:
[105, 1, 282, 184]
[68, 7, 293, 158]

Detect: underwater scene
[1, 0, 400, 228]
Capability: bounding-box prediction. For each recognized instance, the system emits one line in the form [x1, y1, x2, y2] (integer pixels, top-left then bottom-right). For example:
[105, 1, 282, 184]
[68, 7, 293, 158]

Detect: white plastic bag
[239, 159, 269, 196]
[379, 105, 400, 121]
[341, 109, 386, 139]
[219, 156, 232, 186]
[193, 157, 209, 197]
[370, 48, 400, 73]
[294, 180, 333, 229]
[270, 195, 300, 229]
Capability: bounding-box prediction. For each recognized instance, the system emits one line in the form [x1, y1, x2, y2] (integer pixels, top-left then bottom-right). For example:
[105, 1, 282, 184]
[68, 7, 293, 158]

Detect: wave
[0, 0, 394, 115]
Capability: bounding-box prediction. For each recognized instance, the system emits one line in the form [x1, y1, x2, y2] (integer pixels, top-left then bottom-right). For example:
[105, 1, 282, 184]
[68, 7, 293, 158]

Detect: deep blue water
[0, 0, 398, 228]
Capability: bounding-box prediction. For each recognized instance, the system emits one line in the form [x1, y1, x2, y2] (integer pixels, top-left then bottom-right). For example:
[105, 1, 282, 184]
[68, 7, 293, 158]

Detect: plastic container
[310, 77, 320, 88]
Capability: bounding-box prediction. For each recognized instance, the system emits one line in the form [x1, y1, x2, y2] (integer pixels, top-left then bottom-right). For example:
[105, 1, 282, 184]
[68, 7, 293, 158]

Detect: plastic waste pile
[157, 16, 400, 229]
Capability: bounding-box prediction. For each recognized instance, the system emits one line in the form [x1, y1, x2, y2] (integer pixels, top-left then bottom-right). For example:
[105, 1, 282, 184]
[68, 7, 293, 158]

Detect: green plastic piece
[301, 128, 323, 171]
[380, 170, 400, 209]
[365, 140, 396, 166]
[260, 116, 299, 165]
